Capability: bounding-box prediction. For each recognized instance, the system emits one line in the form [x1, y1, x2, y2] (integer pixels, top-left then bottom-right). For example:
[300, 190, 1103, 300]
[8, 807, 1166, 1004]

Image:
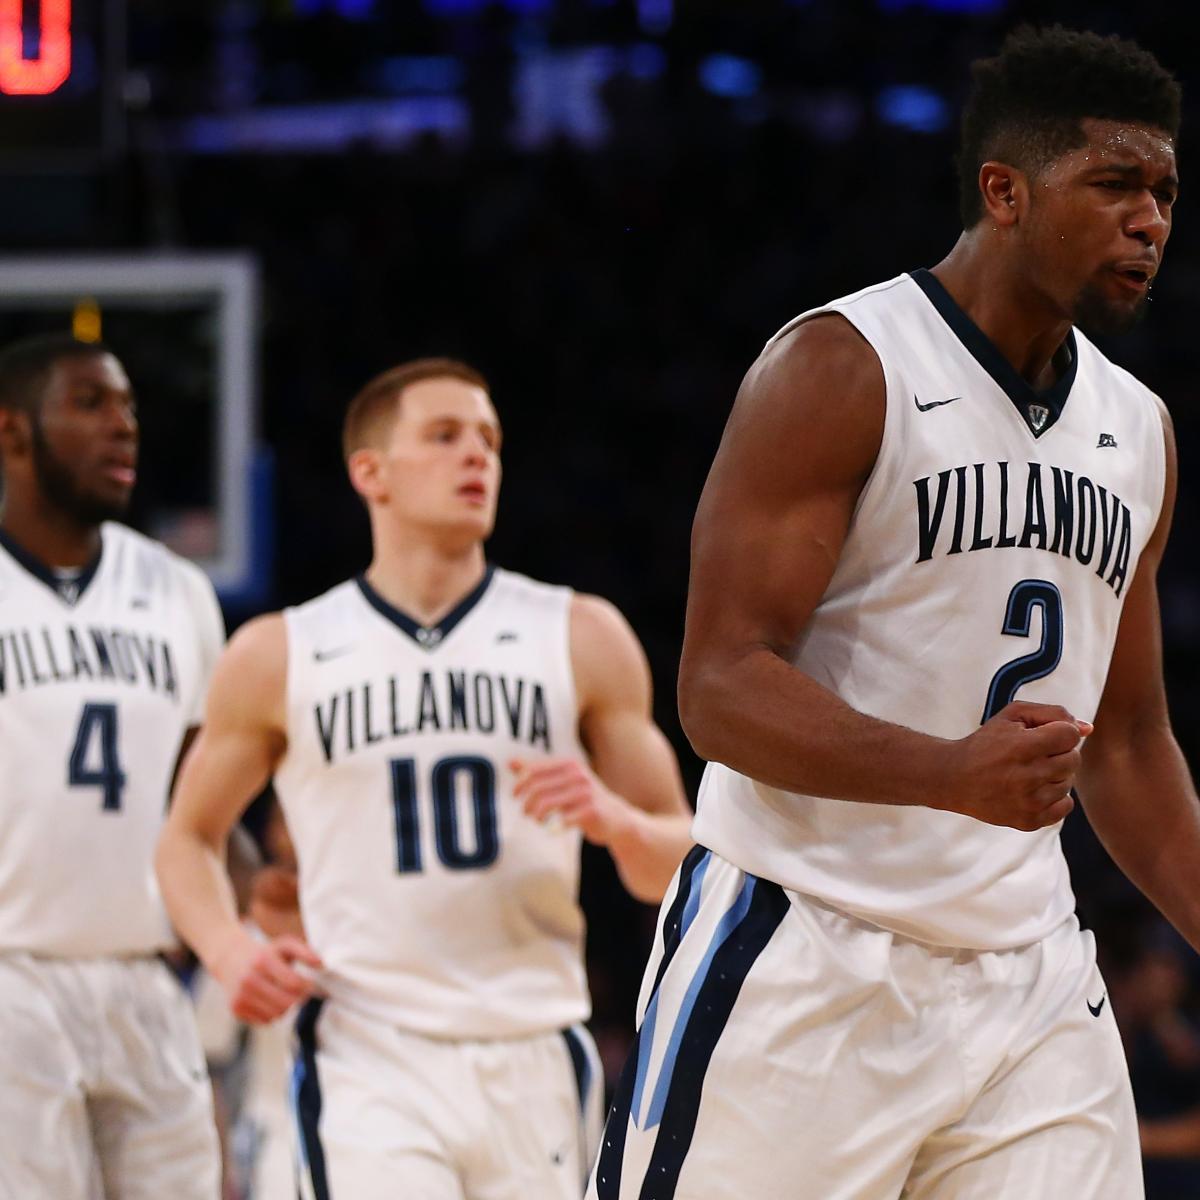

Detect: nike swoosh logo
[313, 646, 354, 662]
[914, 394, 962, 412]
[1087, 994, 1107, 1018]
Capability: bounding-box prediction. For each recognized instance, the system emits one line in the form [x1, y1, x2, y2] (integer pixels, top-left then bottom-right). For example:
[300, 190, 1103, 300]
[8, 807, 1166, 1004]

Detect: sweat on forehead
[1082, 121, 1176, 160]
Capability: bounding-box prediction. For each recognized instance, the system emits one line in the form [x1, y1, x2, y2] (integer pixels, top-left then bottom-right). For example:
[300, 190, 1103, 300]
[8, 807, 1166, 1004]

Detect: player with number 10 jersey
[276, 564, 590, 1039]
[158, 357, 693, 1199]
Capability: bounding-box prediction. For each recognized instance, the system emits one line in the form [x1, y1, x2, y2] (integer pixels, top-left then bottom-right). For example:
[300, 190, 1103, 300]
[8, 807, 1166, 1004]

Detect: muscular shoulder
[755, 311, 882, 396]
[1149, 392, 1176, 460]
[570, 593, 652, 714]
[1147, 392, 1178, 552]
[721, 313, 885, 497]
[207, 613, 288, 732]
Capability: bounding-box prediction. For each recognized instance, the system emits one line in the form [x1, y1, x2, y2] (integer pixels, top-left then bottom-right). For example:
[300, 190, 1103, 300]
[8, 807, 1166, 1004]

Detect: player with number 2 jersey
[592, 27, 1200, 1200]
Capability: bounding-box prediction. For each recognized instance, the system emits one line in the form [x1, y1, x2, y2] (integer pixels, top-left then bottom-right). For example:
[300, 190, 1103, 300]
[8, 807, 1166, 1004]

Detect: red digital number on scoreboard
[0, 0, 72, 96]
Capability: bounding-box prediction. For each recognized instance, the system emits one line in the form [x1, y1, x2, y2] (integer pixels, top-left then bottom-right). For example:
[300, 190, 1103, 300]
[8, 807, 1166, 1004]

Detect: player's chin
[443, 508, 496, 539]
[1072, 286, 1148, 339]
[77, 486, 133, 524]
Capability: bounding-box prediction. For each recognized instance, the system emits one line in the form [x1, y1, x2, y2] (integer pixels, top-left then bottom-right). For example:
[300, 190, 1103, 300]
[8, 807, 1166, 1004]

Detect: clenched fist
[936, 701, 1092, 832]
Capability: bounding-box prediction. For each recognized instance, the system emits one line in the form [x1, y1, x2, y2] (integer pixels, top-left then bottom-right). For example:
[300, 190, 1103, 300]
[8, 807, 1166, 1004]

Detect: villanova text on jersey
[693, 270, 1167, 954]
[313, 667, 552, 764]
[913, 461, 1133, 597]
[0, 622, 180, 699]
[275, 567, 591, 1039]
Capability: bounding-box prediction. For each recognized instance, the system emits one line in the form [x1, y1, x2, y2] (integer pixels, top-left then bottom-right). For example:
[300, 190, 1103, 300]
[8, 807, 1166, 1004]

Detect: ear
[346, 446, 385, 503]
[0, 407, 31, 459]
[978, 161, 1028, 227]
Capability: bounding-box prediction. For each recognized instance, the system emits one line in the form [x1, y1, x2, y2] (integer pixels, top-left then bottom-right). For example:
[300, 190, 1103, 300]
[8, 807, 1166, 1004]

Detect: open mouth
[1114, 264, 1154, 289]
[102, 463, 137, 486]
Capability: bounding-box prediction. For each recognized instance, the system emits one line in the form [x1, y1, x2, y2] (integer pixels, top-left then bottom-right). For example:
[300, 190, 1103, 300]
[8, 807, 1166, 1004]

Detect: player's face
[1020, 119, 1177, 337]
[32, 353, 139, 525]
[381, 377, 502, 541]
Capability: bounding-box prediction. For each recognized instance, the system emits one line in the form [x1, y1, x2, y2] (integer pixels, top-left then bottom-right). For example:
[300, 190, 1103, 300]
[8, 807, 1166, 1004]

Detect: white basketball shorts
[0, 953, 220, 1200]
[588, 846, 1141, 1200]
[292, 999, 604, 1199]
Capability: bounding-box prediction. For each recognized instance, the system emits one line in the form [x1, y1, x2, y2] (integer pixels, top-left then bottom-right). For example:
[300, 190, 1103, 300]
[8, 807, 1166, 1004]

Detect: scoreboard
[0, 0, 121, 163]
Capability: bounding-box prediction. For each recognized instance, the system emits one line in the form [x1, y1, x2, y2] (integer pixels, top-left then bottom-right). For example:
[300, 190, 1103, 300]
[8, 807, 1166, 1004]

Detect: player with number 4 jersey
[157, 357, 693, 1199]
[0, 335, 224, 1199]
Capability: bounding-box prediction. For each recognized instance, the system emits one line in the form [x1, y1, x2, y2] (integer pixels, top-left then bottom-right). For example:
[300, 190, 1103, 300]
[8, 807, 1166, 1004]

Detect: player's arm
[169, 565, 262, 916]
[171, 728, 263, 916]
[1140, 1109, 1200, 1158]
[678, 316, 1088, 829]
[1077, 404, 1200, 950]
[513, 595, 692, 903]
[155, 615, 322, 1022]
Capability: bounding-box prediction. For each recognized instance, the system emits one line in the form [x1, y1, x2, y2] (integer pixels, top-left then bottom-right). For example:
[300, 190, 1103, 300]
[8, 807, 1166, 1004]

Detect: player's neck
[0, 492, 102, 570]
[930, 236, 1075, 392]
[364, 540, 488, 628]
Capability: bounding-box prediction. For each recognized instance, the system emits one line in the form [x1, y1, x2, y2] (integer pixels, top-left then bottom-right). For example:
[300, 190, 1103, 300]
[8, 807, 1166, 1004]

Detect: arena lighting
[0, 0, 72, 95]
[877, 0, 1004, 10]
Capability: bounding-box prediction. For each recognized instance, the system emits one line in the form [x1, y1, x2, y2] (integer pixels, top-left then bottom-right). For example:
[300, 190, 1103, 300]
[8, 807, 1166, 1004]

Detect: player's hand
[938, 701, 1093, 832]
[512, 757, 636, 848]
[249, 864, 306, 941]
[210, 925, 323, 1024]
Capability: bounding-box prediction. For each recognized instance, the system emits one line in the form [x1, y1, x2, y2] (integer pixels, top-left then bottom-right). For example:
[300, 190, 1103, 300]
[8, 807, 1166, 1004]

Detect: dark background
[6, 0, 1200, 1191]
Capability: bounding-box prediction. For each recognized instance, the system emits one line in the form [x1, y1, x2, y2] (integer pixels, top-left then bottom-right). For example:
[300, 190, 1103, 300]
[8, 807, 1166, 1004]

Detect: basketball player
[0, 335, 224, 1197]
[591, 26, 1191, 1200]
[156, 358, 693, 1198]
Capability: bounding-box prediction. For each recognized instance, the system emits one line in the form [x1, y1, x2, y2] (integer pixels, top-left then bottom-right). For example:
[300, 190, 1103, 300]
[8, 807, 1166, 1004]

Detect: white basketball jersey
[0, 522, 224, 957]
[693, 271, 1167, 950]
[274, 567, 589, 1038]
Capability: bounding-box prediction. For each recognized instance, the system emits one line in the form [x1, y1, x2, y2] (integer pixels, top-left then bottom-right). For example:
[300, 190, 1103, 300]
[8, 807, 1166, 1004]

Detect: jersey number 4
[68, 702, 127, 812]
[389, 756, 499, 873]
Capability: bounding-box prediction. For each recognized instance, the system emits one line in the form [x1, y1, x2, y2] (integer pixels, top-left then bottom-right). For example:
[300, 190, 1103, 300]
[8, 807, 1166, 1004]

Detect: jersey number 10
[390, 756, 499, 873]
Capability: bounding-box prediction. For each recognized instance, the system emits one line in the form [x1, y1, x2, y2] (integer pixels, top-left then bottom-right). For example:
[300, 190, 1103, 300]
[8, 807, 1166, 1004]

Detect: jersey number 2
[390, 756, 499, 873]
[68, 702, 126, 812]
[981, 580, 1064, 723]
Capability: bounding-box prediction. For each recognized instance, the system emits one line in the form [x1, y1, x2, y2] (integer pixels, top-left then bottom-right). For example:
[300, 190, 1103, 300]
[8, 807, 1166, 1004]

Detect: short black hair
[0, 333, 116, 417]
[958, 25, 1182, 228]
